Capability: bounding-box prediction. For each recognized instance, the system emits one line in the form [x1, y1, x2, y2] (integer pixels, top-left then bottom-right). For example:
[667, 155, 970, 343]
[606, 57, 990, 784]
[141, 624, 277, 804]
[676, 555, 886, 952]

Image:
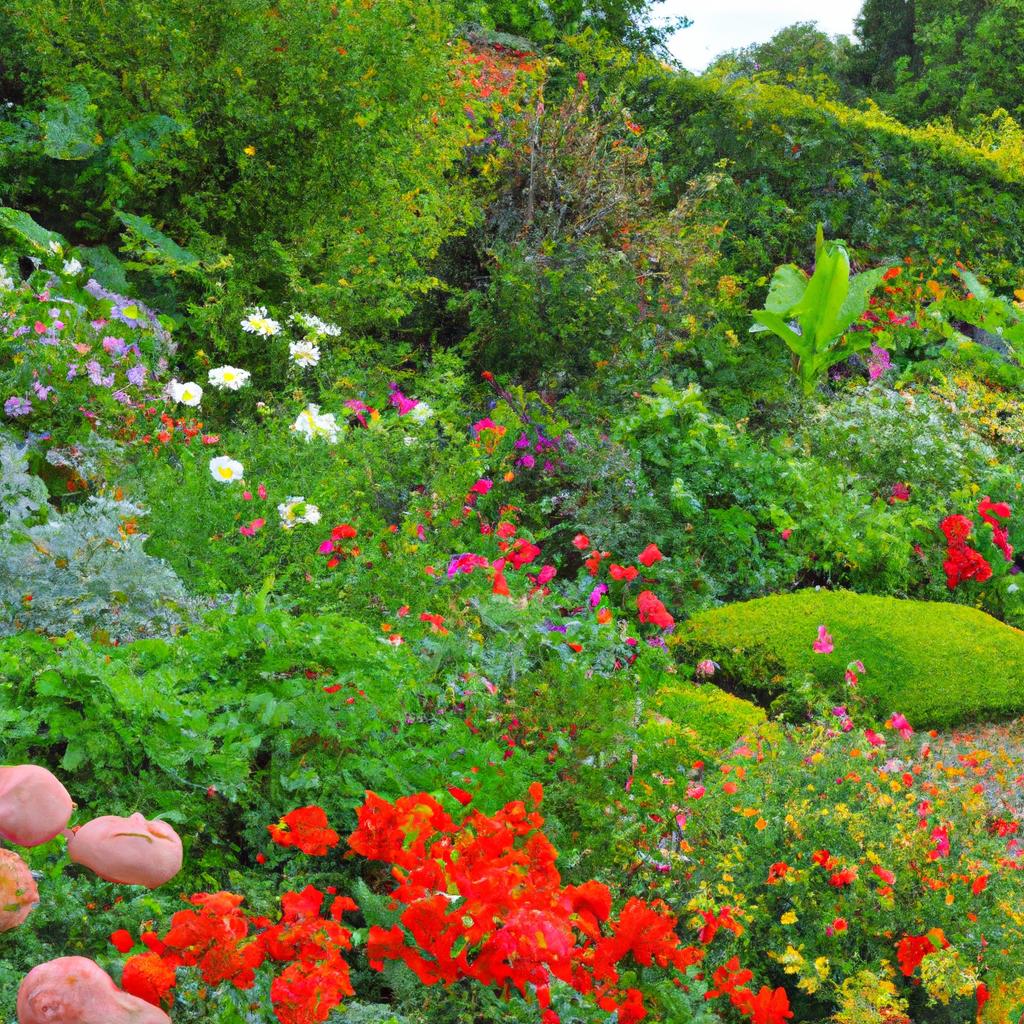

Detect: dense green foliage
[6, 0, 1024, 1022]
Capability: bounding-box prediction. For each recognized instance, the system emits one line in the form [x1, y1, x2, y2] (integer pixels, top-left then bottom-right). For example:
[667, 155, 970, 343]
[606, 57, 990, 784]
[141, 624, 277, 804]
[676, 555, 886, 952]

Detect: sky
[654, 0, 863, 73]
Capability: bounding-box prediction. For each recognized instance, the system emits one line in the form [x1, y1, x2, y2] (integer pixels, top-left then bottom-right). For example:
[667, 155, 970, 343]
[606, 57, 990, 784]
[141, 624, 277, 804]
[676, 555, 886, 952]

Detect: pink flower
[864, 728, 885, 748]
[929, 825, 950, 860]
[890, 482, 910, 503]
[318, 540, 335, 555]
[388, 384, 417, 415]
[239, 517, 266, 537]
[695, 659, 717, 678]
[812, 625, 834, 654]
[686, 783, 705, 800]
[258, 483, 268, 500]
[780, 528, 793, 540]
[470, 478, 493, 495]
[888, 712, 914, 740]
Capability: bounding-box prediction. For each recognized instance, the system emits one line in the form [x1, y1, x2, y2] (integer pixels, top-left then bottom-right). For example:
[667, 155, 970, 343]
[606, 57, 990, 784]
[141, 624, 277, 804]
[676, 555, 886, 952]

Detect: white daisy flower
[0, 269, 15, 291]
[291, 404, 341, 443]
[278, 496, 321, 529]
[240, 306, 282, 336]
[289, 340, 321, 368]
[62, 258, 83, 276]
[208, 365, 251, 391]
[209, 456, 245, 483]
[409, 401, 434, 425]
[170, 380, 203, 406]
[291, 311, 342, 337]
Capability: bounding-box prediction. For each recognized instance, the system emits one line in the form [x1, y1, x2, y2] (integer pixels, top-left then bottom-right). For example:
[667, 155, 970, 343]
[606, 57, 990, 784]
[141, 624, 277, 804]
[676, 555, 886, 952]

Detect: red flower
[736, 985, 794, 1024]
[268, 806, 340, 857]
[637, 544, 663, 567]
[829, 867, 857, 888]
[636, 590, 674, 630]
[872, 864, 895, 885]
[897, 928, 948, 976]
[609, 564, 638, 582]
[121, 951, 178, 1007]
[110, 929, 135, 954]
[447, 786, 473, 806]
[572, 534, 590, 550]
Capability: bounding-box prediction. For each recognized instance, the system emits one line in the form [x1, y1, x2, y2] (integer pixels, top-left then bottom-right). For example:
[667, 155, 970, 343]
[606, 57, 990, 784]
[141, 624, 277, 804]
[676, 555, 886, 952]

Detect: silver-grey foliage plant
[0, 433, 195, 641]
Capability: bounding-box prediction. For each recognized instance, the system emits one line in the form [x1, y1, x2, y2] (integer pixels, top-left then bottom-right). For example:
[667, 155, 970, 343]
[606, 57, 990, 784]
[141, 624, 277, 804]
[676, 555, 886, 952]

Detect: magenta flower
[888, 712, 913, 740]
[812, 625, 834, 654]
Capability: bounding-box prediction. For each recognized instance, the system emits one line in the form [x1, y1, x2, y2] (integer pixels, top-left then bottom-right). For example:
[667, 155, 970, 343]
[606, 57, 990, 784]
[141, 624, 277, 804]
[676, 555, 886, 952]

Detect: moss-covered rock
[674, 589, 1024, 728]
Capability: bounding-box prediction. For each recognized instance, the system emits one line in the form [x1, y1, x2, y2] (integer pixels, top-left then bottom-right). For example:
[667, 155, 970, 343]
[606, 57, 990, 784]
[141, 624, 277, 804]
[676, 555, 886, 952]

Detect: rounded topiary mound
[674, 589, 1024, 728]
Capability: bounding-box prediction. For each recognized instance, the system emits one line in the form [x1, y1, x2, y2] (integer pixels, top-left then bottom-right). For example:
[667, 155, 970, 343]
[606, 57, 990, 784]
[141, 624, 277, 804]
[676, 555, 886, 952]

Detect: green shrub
[675, 588, 1024, 727]
[0, 0, 539, 348]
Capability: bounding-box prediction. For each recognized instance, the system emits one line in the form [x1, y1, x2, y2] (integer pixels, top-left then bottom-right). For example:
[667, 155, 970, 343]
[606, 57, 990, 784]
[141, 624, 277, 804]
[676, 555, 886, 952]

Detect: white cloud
[653, 0, 862, 72]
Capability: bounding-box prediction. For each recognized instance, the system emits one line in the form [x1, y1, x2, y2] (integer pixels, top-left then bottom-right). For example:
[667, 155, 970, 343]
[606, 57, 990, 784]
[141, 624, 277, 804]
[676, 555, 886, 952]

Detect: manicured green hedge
[675, 589, 1024, 728]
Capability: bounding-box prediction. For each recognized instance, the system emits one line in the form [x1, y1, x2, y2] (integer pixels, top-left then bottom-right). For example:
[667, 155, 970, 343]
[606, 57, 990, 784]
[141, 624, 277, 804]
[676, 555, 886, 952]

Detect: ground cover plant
[5, 1, 1024, 1022]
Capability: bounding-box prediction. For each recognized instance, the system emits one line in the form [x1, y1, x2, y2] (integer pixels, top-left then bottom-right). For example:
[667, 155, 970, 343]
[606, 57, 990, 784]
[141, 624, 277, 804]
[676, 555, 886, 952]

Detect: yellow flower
[781, 911, 798, 925]
[243, 145, 256, 156]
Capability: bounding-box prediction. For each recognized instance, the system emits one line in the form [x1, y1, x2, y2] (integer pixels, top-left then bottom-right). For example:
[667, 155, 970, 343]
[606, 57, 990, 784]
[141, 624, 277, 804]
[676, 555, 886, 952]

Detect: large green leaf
[761, 263, 808, 315]
[751, 309, 808, 357]
[79, 244, 131, 292]
[115, 210, 199, 267]
[0, 207, 65, 252]
[831, 265, 889, 339]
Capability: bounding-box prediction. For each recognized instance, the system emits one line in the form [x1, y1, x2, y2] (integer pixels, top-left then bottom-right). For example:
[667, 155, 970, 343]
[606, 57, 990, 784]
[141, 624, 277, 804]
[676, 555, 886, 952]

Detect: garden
[3, 1, 1024, 1021]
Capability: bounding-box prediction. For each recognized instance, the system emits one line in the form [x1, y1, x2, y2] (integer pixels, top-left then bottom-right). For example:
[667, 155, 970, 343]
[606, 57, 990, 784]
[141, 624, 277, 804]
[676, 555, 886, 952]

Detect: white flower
[289, 340, 321, 368]
[208, 365, 251, 391]
[209, 456, 245, 482]
[47, 240, 63, 255]
[61, 257, 83, 276]
[169, 380, 203, 406]
[403, 435, 417, 446]
[240, 306, 282, 336]
[0, 269, 14, 291]
[409, 401, 434, 425]
[291, 403, 340, 443]
[291, 311, 342, 337]
[278, 496, 321, 529]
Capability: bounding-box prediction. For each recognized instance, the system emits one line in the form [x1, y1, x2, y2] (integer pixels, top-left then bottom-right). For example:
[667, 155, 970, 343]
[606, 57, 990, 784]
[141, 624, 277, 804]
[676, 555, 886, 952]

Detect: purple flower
[127, 364, 147, 386]
[4, 396, 32, 418]
[85, 359, 104, 385]
[517, 454, 536, 469]
[589, 583, 608, 608]
[514, 433, 531, 450]
[102, 335, 127, 356]
[111, 389, 131, 404]
[66, 363, 78, 381]
[867, 343, 892, 381]
[32, 380, 52, 400]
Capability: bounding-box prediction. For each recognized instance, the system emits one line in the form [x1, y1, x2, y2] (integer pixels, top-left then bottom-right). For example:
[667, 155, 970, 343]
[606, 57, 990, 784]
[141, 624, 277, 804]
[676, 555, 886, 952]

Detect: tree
[451, 0, 690, 55]
[846, 0, 916, 92]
